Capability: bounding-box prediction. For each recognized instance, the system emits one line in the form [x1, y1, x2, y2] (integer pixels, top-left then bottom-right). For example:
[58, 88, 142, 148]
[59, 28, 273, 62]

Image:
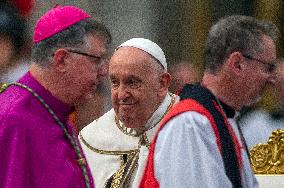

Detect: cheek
[246, 72, 264, 83]
[71, 64, 89, 77]
[244, 76, 259, 91]
[247, 75, 267, 93]
[254, 73, 269, 86]
[149, 83, 162, 97]
[131, 89, 147, 102]
[76, 72, 91, 83]
[139, 91, 158, 106]
[83, 67, 98, 81]
[111, 90, 118, 105]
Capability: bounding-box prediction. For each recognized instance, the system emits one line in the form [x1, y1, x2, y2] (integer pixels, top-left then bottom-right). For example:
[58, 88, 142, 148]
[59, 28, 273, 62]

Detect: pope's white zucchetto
[117, 38, 167, 70]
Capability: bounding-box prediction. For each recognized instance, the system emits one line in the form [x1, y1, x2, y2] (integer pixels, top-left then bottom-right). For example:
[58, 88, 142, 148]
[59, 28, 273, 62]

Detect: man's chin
[118, 105, 135, 115]
[74, 91, 95, 106]
[245, 95, 262, 107]
[120, 116, 138, 127]
[120, 117, 134, 127]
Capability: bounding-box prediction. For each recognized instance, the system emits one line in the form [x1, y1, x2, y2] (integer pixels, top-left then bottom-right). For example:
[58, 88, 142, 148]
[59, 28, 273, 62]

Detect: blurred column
[255, 0, 283, 54]
[93, 1, 184, 62]
[181, 0, 213, 76]
[255, 0, 283, 111]
[255, 0, 283, 23]
[89, 1, 161, 49]
[212, 0, 254, 20]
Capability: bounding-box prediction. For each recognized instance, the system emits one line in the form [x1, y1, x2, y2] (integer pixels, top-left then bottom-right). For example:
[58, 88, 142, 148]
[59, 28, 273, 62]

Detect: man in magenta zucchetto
[0, 5, 111, 188]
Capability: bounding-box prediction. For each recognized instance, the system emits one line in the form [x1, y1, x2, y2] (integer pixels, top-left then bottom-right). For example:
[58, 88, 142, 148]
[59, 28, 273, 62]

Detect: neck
[202, 72, 242, 111]
[30, 63, 75, 106]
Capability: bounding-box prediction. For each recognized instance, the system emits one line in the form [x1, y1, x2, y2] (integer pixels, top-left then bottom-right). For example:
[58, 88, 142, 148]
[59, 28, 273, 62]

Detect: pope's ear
[158, 72, 171, 97]
[52, 49, 69, 72]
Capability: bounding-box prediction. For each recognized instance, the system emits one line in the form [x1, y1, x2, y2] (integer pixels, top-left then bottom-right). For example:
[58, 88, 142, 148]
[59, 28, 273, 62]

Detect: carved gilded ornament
[250, 129, 284, 174]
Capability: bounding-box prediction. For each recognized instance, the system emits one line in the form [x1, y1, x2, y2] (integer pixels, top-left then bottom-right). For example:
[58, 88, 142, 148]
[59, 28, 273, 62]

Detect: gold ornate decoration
[250, 129, 284, 174]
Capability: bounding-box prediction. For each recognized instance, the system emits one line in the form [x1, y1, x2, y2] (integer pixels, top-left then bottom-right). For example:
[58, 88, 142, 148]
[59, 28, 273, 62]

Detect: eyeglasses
[242, 54, 276, 73]
[67, 49, 105, 65]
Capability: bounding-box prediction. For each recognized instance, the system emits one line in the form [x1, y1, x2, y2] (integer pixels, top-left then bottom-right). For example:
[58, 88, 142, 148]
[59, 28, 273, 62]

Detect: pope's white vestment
[79, 93, 178, 188]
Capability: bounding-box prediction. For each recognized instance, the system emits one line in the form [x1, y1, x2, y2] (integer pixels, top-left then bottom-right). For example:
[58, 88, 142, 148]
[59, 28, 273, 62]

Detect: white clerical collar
[144, 93, 177, 130]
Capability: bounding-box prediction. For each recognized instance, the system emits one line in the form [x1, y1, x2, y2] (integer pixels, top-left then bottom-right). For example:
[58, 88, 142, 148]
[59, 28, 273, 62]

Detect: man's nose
[268, 72, 277, 85]
[117, 85, 131, 100]
[98, 63, 108, 77]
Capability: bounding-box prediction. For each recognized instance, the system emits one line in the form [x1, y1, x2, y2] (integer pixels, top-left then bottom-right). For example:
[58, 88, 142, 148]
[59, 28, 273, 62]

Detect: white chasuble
[80, 93, 178, 188]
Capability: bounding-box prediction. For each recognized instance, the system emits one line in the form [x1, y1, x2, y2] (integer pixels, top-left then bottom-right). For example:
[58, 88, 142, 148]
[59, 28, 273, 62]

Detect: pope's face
[109, 47, 165, 129]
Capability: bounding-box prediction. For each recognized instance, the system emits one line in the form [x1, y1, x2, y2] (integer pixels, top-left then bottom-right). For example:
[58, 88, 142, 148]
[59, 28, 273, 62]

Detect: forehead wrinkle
[109, 63, 158, 85]
[109, 64, 150, 78]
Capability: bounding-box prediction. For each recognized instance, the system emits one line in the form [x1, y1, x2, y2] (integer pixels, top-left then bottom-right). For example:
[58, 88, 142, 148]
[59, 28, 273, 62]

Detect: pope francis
[79, 38, 179, 187]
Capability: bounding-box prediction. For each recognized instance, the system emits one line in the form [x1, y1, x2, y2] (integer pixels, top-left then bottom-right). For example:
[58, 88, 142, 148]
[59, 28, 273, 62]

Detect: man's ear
[52, 48, 69, 72]
[225, 51, 244, 75]
[158, 72, 171, 97]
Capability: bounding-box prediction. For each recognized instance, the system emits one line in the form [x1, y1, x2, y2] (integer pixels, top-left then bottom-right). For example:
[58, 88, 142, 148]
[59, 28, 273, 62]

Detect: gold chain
[79, 132, 138, 155]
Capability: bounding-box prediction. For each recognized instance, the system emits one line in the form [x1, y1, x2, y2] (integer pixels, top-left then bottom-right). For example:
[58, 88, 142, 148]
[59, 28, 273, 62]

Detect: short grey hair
[204, 15, 279, 73]
[31, 18, 111, 67]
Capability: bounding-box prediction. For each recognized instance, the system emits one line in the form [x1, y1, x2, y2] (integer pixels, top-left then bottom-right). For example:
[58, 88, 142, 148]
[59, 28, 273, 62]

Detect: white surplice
[154, 111, 259, 188]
